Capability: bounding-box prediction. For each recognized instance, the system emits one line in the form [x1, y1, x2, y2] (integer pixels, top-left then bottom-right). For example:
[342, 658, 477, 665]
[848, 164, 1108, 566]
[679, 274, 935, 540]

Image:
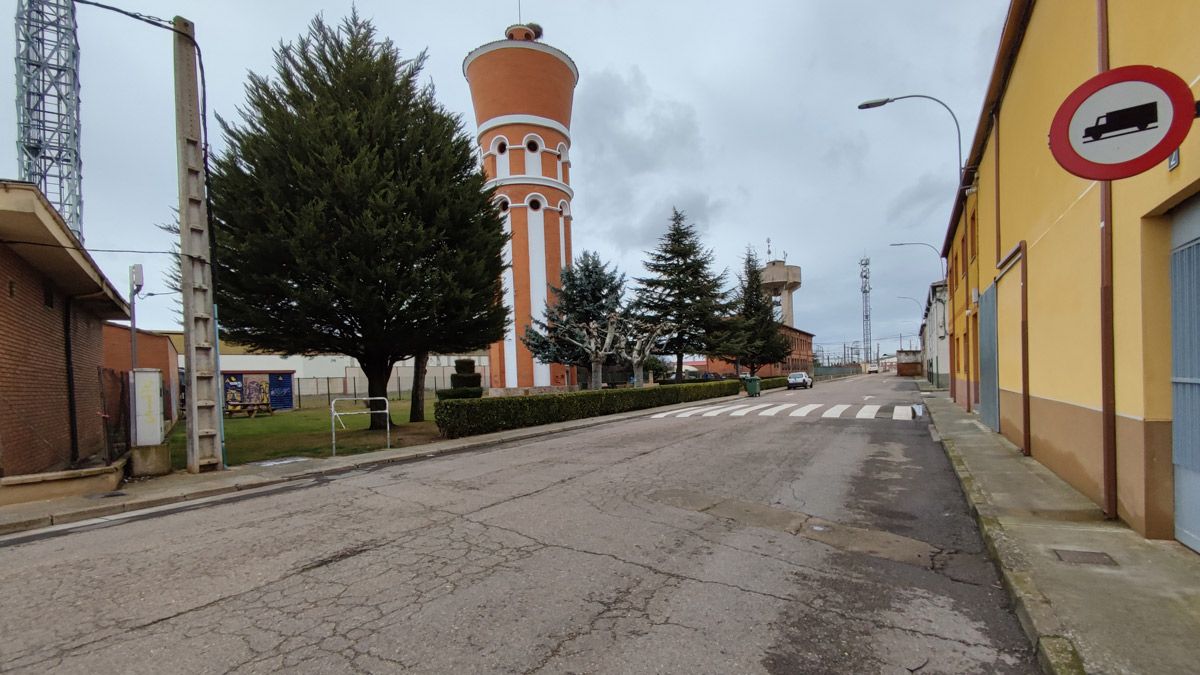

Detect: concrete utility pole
[173, 16, 222, 472]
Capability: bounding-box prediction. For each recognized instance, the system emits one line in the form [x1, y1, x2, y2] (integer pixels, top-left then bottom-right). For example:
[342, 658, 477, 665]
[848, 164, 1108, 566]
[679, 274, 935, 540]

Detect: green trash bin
[744, 376, 761, 397]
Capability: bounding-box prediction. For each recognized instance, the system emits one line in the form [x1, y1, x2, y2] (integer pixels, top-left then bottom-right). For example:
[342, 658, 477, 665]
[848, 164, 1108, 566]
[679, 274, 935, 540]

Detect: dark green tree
[523, 251, 624, 387]
[209, 12, 507, 428]
[711, 248, 791, 375]
[635, 208, 728, 380]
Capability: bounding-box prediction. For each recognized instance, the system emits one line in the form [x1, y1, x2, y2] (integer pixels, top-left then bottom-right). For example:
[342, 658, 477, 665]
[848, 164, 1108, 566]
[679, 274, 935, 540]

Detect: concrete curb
[3, 389, 766, 537]
[931, 415, 1086, 675]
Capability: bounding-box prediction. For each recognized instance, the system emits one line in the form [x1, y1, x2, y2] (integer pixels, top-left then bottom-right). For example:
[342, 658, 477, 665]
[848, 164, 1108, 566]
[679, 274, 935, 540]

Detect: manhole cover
[1053, 548, 1117, 566]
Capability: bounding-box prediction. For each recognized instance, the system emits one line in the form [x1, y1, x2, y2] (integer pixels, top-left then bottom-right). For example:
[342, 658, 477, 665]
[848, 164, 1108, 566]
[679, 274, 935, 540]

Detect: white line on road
[892, 405, 914, 420]
[702, 404, 750, 417]
[789, 404, 823, 417]
[822, 404, 851, 418]
[856, 404, 880, 419]
[652, 406, 704, 419]
[759, 403, 798, 416]
[731, 403, 772, 416]
[676, 405, 726, 418]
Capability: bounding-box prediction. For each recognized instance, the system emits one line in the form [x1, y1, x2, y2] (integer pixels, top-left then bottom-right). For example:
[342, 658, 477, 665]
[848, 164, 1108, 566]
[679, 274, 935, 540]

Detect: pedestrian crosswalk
[649, 402, 919, 421]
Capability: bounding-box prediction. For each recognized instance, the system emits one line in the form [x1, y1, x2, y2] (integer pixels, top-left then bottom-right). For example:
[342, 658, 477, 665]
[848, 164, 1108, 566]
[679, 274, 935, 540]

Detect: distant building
[920, 281, 948, 388]
[701, 325, 815, 377]
[0, 181, 128, 476]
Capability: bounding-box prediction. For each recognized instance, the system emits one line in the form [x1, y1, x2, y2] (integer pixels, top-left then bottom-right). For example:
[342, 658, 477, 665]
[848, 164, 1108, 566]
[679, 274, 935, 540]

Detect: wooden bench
[224, 402, 274, 418]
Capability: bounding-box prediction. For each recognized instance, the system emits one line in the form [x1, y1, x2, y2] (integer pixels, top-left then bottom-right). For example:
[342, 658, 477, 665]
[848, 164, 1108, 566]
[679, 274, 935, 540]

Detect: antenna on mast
[766, 237, 772, 259]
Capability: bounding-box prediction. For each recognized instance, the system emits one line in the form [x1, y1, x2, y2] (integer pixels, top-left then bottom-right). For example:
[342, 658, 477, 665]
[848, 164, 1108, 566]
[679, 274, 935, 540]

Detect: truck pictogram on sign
[1083, 102, 1158, 143]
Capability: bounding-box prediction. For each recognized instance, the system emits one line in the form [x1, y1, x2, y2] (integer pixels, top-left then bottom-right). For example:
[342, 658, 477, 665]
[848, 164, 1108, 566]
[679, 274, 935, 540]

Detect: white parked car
[787, 372, 812, 389]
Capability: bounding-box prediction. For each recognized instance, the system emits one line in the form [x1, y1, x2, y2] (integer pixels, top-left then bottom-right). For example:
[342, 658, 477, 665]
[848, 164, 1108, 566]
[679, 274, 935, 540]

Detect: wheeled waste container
[744, 376, 761, 397]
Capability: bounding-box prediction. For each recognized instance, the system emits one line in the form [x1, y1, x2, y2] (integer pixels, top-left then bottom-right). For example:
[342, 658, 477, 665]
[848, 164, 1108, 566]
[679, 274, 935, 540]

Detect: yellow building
[944, 0, 1200, 549]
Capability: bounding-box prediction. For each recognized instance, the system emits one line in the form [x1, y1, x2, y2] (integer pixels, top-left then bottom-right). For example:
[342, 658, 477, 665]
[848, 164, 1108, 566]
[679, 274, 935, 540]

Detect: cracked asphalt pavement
[0, 375, 1035, 674]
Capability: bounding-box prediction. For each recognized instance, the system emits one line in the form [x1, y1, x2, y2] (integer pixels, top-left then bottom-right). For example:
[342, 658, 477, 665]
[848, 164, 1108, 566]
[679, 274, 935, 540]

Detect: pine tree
[711, 248, 791, 375]
[209, 12, 506, 428]
[523, 251, 624, 386]
[635, 208, 728, 380]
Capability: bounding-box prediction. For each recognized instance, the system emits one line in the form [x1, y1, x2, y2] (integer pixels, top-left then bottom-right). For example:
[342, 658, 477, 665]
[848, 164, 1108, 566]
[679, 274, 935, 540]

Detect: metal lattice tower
[15, 0, 83, 239]
[860, 257, 872, 364]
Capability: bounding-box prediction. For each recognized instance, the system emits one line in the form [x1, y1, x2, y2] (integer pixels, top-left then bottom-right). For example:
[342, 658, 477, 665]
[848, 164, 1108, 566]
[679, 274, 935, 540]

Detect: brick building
[701, 325, 815, 377]
[102, 323, 180, 422]
[0, 181, 128, 476]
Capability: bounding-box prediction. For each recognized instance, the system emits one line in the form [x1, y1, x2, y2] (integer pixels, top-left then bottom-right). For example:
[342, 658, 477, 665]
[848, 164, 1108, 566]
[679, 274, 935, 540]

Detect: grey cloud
[885, 173, 956, 231]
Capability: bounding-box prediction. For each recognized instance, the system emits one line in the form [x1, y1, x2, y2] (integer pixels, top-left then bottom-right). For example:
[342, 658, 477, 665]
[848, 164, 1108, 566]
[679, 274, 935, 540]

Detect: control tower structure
[464, 24, 578, 389]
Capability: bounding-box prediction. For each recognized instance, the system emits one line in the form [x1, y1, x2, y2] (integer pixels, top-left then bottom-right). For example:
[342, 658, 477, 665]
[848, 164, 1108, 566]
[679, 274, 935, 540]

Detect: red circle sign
[1049, 65, 1195, 180]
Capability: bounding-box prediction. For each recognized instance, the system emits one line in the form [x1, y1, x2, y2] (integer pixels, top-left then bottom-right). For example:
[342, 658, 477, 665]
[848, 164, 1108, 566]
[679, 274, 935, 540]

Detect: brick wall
[0, 245, 108, 476]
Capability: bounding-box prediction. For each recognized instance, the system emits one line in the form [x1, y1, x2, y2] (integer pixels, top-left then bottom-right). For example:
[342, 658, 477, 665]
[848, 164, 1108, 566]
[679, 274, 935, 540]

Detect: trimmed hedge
[760, 376, 788, 390]
[450, 372, 482, 388]
[435, 380, 740, 438]
[436, 387, 484, 400]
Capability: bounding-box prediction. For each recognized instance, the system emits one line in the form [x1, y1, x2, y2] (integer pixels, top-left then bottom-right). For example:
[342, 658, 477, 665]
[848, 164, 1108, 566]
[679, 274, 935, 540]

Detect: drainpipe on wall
[1097, 0, 1118, 520]
[63, 295, 79, 465]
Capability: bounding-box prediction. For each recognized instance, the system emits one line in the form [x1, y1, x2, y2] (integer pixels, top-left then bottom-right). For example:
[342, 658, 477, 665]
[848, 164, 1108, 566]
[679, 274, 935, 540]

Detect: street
[0, 375, 1035, 674]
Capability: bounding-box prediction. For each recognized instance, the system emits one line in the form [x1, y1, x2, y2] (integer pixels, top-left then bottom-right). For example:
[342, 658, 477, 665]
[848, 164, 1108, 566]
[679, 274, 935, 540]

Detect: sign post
[1050, 65, 1196, 180]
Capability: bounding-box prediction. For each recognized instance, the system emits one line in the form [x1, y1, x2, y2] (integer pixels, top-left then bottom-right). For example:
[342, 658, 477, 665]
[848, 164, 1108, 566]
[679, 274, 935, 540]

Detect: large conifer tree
[210, 12, 506, 428]
[711, 248, 791, 375]
[635, 208, 727, 380]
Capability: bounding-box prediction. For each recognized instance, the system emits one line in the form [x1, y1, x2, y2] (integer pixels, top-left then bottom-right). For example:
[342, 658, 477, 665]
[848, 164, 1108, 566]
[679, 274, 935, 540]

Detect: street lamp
[890, 241, 946, 279]
[857, 94, 963, 180]
[898, 296, 923, 312]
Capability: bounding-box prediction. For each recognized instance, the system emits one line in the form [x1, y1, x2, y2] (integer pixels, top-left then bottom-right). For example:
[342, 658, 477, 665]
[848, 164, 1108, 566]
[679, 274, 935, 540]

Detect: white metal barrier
[330, 397, 391, 456]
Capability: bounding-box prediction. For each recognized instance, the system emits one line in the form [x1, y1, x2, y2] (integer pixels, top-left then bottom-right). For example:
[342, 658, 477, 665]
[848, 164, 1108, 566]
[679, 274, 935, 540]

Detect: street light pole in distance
[889, 241, 946, 279]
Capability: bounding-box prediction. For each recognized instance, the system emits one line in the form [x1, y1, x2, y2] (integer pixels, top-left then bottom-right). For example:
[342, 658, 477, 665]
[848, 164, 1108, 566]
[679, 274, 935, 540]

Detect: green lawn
[168, 398, 439, 469]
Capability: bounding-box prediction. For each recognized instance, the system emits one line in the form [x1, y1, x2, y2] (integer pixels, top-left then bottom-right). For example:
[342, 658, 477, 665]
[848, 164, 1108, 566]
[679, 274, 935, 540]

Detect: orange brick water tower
[464, 24, 578, 389]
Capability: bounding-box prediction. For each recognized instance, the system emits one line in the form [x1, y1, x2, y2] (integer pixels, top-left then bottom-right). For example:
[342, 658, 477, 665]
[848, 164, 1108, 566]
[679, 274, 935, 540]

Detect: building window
[497, 141, 507, 155]
[528, 198, 542, 211]
[526, 139, 539, 153]
[498, 198, 509, 213]
[969, 210, 978, 260]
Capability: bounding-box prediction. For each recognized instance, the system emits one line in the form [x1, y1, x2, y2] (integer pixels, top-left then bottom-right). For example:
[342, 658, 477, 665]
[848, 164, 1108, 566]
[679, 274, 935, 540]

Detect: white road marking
[822, 404, 851, 418]
[785, 392, 796, 397]
[702, 404, 750, 417]
[856, 404, 880, 419]
[677, 405, 726, 418]
[759, 403, 798, 416]
[652, 406, 704, 419]
[731, 403, 772, 416]
[892, 405, 914, 420]
[863, 395, 875, 400]
[789, 404, 823, 417]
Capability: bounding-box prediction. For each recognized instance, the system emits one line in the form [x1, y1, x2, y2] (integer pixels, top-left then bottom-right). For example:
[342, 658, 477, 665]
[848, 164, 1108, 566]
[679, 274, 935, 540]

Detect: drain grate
[1053, 548, 1117, 566]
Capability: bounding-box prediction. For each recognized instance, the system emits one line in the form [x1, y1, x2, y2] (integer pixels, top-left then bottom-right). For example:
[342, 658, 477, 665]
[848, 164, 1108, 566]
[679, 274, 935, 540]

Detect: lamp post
[889, 241, 946, 279]
[858, 94, 963, 180]
[128, 264, 143, 446]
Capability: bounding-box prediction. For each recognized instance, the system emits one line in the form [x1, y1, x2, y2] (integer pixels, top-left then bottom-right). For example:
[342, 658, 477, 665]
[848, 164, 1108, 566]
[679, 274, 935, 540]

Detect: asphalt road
[0, 375, 1035, 674]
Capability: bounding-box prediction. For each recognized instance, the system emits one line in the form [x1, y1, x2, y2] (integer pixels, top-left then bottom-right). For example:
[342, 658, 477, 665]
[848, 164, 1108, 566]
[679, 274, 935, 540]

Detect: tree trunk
[675, 353, 684, 381]
[591, 356, 604, 389]
[632, 360, 644, 388]
[360, 357, 394, 430]
[410, 351, 429, 423]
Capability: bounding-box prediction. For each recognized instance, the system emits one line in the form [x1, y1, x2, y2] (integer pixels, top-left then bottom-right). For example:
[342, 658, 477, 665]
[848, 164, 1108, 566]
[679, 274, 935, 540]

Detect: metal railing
[330, 397, 390, 456]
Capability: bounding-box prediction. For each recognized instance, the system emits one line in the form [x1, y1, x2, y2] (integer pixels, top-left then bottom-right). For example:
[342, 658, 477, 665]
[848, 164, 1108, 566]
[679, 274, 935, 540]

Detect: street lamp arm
[886, 94, 963, 176]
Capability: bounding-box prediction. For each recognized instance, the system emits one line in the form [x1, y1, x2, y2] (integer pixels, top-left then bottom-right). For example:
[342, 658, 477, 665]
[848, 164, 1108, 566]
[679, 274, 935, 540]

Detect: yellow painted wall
[1106, 0, 1200, 421]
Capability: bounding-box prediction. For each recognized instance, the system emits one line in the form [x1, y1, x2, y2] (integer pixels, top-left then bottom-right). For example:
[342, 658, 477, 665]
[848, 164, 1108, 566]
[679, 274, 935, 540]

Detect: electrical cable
[0, 237, 183, 256]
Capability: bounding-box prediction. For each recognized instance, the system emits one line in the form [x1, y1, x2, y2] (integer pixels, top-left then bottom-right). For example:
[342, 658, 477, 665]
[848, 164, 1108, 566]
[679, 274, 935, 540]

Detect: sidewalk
[0, 390, 749, 538]
[922, 386, 1200, 674]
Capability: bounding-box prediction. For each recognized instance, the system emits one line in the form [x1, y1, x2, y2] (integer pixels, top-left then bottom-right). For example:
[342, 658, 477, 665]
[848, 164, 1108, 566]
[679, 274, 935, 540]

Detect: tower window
[497, 141, 507, 154]
[528, 199, 542, 211]
[498, 199, 509, 212]
[526, 139, 539, 153]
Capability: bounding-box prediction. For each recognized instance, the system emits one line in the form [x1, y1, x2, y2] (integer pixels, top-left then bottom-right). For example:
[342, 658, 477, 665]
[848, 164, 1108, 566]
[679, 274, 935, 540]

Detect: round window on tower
[497, 141, 507, 155]
[526, 139, 539, 153]
[528, 198, 542, 211]
[498, 199, 510, 213]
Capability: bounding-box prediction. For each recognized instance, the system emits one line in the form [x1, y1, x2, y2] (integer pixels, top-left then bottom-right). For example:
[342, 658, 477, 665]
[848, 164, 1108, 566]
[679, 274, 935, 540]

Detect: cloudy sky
[1, 0, 1008, 358]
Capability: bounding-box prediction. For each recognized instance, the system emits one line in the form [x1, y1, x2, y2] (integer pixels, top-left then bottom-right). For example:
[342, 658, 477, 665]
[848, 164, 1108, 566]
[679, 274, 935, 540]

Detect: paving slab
[922, 385, 1200, 675]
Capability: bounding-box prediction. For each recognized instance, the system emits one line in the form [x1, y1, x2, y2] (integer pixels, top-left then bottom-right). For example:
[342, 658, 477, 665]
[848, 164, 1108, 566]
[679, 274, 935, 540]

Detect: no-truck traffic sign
[1049, 65, 1196, 180]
